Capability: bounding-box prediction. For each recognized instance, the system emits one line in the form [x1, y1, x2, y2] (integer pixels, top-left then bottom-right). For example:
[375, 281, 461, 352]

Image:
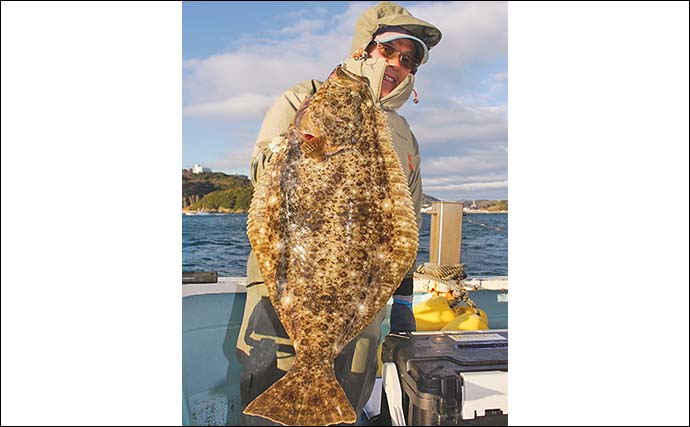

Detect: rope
[415, 263, 478, 311]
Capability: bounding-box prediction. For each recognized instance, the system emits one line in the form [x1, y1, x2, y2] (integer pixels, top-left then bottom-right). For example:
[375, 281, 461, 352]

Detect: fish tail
[243, 355, 356, 426]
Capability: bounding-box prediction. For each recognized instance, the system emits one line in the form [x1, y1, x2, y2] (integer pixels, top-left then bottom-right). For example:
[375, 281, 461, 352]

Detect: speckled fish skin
[245, 65, 418, 426]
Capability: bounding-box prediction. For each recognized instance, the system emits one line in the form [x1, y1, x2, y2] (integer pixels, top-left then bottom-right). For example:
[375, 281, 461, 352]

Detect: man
[236, 2, 441, 425]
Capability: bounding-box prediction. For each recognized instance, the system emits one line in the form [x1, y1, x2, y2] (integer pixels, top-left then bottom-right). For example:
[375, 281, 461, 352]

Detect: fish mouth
[294, 107, 319, 143]
[300, 131, 317, 143]
[294, 96, 312, 130]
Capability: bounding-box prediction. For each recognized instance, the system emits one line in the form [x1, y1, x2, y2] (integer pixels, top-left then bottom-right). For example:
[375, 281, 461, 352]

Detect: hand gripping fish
[245, 65, 418, 425]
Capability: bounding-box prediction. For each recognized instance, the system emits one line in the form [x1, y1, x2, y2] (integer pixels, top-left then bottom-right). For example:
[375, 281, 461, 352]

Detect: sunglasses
[368, 41, 420, 75]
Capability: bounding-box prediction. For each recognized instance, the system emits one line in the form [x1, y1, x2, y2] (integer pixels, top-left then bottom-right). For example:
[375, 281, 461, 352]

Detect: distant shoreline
[421, 209, 507, 215]
[463, 210, 508, 214]
[182, 209, 246, 215]
[184, 209, 508, 215]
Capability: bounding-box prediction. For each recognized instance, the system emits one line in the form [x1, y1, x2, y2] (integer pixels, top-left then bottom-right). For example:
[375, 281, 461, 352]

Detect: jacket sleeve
[249, 80, 321, 185]
[408, 130, 423, 233]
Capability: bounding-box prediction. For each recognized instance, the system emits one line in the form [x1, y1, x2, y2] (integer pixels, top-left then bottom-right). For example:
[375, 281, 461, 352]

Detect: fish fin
[246, 147, 284, 288]
[300, 137, 324, 160]
[338, 109, 420, 347]
[302, 137, 349, 162]
[243, 356, 356, 426]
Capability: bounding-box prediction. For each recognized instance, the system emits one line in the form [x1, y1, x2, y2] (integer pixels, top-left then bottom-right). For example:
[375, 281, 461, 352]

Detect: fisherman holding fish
[237, 2, 441, 425]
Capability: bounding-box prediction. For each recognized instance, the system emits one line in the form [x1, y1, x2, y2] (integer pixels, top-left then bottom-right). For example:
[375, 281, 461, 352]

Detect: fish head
[294, 65, 377, 161]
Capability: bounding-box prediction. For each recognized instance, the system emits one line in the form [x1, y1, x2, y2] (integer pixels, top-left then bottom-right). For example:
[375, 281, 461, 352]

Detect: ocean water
[183, 212, 507, 277]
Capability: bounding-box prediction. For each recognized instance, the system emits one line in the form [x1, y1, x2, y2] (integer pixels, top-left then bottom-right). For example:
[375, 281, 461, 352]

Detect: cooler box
[380, 330, 508, 426]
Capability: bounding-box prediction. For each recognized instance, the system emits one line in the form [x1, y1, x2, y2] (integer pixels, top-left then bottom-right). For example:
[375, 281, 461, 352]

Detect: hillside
[182, 170, 506, 213]
[182, 170, 253, 212]
[483, 200, 508, 212]
[419, 193, 438, 212]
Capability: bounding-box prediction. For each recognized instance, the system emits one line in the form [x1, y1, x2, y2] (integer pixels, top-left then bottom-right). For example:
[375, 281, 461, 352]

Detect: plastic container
[380, 330, 508, 426]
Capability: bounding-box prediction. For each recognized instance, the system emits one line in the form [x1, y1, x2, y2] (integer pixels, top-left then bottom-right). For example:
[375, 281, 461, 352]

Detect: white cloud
[183, 1, 508, 200]
[409, 1, 508, 67]
[493, 71, 508, 83]
[276, 19, 328, 35]
[182, 2, 508, 103]
[450, 91, 507, 109]
[425, 174, 508, 186]
[183, 52, 318, 103]
[419, 121, 506, 144]
[209, 148, 255, 173]
[480, 71, 509, 96]
[411, 103, 507, 143]
[183, 2, 508, 122]
[182, 2, 373, 120]
[183, 93, 278, 120]
[422, 155, 506, 176]
[422, 175, 508, 201]
[425, 180, 508, 192]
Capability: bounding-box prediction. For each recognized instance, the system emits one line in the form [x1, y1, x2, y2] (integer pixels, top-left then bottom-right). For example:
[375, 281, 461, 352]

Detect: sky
[182, 1, 508, 201]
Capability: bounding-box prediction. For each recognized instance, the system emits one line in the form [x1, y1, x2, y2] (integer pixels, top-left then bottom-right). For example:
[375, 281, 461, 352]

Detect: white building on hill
[192, 164, 212, 174]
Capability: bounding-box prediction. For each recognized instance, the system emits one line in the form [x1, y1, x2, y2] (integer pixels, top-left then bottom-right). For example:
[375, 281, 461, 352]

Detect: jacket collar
[341, 56, 413, 112]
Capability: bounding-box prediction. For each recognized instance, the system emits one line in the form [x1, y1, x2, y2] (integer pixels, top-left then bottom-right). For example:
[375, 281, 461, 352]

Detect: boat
[182, 275, 508, 426]
[182, 202, 508, 425]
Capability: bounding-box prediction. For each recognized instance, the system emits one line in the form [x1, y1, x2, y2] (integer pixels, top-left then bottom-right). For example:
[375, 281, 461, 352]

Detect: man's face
[367, 38, 418, 99]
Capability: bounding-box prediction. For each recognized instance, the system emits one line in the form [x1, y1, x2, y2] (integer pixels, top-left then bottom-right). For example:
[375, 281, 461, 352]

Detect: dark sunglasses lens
[379, 44, 395, 58]
[376, 42, 419, 73]
[401, 56, 415, 70]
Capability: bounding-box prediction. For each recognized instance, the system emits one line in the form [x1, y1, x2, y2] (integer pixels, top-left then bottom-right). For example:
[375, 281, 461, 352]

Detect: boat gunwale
[182, 276, 508, 298]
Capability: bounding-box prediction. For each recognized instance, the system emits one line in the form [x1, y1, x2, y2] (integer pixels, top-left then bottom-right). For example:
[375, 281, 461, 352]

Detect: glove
[390, 277, 416, 333]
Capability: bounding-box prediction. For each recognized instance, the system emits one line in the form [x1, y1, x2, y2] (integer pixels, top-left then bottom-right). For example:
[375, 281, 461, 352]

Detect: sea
[182, 212, 507, 277]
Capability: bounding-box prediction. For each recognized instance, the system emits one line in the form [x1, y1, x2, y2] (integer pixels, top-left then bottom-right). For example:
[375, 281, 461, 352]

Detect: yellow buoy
[453, 304, 489, 325]
[441, 312, 489, 331]
[413, 296, 457, 331]
[454, 304, 473, 316]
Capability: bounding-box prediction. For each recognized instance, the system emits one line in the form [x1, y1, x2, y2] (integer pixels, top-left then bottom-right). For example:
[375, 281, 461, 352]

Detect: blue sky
[183, 1, 508, 201]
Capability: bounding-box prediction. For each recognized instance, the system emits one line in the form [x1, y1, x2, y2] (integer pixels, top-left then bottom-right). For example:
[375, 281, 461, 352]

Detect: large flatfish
[245, 65, 418, 426]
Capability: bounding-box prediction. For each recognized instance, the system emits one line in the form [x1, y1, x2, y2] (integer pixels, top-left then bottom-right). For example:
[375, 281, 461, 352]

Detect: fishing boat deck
[182, 276, 508, 426]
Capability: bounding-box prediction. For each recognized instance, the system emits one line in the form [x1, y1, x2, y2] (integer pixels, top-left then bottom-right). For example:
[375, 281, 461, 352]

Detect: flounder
[245, 65, 418, 426]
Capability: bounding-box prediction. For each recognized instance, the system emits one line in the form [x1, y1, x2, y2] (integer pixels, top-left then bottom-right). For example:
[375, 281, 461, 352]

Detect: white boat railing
[183, 276, 508, 297]
[182, 277, 246, 297]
